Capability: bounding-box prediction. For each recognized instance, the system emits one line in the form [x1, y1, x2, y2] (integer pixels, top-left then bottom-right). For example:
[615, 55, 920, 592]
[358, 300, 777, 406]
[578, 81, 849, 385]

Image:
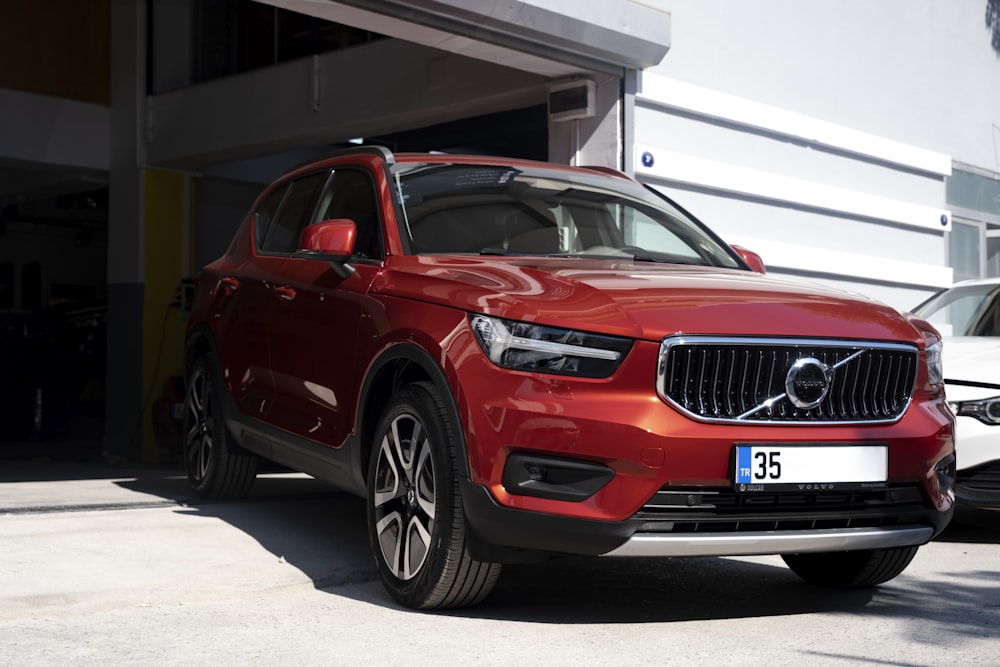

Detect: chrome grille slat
[657, 336, 918, 425]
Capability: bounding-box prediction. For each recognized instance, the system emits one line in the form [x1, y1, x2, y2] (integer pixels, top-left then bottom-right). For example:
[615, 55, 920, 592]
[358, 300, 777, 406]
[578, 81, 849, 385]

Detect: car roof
[948, 276, 1000, 288]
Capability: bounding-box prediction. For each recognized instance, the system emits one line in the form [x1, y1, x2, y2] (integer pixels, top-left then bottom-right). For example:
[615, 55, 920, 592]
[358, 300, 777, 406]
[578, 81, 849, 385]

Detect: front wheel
[367, 382, 501, 609]
[781, 546, 919, 587]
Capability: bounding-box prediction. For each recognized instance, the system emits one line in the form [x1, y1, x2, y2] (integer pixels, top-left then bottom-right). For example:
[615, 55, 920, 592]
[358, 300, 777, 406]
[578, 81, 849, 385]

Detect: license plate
[733, 444, 887, 490]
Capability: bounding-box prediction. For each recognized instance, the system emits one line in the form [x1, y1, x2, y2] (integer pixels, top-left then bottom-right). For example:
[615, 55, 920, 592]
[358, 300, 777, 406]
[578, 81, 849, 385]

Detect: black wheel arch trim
[356, 342, 472, 484]
[184, 323, 221, 373]
[183, 324, 249, 457]
[459, 478, 635, 561]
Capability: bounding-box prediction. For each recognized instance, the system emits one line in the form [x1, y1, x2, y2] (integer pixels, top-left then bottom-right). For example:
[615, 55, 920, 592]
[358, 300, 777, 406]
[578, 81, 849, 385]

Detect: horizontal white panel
[723, 235, 954, 289]
[638, 73, 952, 177]
[637, 146, 952, 233]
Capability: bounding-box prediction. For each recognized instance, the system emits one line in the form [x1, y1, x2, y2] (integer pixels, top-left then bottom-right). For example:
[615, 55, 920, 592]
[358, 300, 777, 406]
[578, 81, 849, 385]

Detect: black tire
[781, 546, 919, 587]
[366, 382, 501, 609]
[183, 355, 258, 498]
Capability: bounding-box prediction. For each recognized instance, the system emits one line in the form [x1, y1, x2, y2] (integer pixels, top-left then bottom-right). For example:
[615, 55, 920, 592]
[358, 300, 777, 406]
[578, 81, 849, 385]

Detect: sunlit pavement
[1, 453, 998, 666]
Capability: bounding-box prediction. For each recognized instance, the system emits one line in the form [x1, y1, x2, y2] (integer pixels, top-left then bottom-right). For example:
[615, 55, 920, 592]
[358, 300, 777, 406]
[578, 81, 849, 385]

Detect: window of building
[191, 0, 384, 86]
[946, 165, 1000, 281]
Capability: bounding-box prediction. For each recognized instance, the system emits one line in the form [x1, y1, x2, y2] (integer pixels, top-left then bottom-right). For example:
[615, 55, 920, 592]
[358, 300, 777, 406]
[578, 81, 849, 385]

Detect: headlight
[950, 397, 1000, 425]
[925, 338, 943, 386]
[470, 314, 632, 378]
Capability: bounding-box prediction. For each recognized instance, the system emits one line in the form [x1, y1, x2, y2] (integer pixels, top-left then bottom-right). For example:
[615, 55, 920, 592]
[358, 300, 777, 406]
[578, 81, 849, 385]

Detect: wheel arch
[182, 323, 251, 458]
[184, 323, 219, 374]
[356, 342, 471, 489]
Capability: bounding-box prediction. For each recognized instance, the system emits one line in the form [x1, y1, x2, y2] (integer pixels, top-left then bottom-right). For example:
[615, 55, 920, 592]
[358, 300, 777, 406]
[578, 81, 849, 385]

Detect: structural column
[547, 73, 623, 170]
[105, 0, 146, 461]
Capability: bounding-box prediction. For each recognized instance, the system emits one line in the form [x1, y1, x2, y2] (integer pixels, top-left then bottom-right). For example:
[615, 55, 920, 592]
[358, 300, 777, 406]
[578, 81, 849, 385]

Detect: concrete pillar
[547, 73, 622, 169]
[105, 0, 147, 461]
[107, 2, 193, 463]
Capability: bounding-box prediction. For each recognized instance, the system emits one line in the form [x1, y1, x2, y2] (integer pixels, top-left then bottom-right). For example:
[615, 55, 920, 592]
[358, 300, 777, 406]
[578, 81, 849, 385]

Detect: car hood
[941, 336, 1000, 388]
[374, 256, 924, 344]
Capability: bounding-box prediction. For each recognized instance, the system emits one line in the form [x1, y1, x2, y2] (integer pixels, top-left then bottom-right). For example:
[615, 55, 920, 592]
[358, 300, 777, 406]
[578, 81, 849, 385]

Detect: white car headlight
[951, 396, 1000, 425]
[470, 314, 632, 378]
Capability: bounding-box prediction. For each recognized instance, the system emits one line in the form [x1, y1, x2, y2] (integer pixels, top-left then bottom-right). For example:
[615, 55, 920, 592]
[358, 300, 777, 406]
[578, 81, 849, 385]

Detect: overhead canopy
[265, 0, 671, 77]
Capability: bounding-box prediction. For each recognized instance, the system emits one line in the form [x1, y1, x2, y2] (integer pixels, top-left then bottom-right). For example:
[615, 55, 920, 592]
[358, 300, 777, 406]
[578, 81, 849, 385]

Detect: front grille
[657, 336, 918, 424]
[634, 485, 927, 534]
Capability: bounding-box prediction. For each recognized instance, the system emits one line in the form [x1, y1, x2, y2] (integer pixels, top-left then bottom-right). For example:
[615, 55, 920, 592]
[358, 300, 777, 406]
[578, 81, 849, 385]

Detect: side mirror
[298, 219, 357, 279]
[731, 245, 766, 274]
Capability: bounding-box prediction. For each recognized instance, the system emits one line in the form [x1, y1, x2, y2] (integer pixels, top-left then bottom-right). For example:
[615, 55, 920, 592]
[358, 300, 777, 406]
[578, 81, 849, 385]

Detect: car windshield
[912, 283, 1000, 337]
[391, 162, 742, 269]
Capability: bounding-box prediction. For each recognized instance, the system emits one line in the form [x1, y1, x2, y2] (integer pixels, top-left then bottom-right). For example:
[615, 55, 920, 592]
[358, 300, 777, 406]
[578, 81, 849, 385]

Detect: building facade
[2, 0, 999, 460]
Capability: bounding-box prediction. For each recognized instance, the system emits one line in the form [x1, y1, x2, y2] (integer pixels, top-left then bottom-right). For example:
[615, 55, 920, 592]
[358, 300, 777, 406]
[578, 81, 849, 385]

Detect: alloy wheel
[185, 366, 214, 483]
[372, 413, 437, 580]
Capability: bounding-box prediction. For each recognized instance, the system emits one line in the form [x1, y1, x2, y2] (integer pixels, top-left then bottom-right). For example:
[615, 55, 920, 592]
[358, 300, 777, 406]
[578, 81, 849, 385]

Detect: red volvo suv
[184, 147, 955, 609]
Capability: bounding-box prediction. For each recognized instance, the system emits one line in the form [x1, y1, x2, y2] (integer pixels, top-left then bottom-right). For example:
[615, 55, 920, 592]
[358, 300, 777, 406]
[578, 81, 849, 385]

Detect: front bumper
[451, 336, 955, 559]
[460, 478, 951, 561]
[604, 526, 934, 557]
[955, 461, 1000, 508]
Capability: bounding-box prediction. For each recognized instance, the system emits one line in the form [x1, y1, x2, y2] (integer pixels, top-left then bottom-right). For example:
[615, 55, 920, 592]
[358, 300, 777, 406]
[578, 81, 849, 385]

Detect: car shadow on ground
[110, 472, 1000, 629]
[7, 443, 996, 630]
[116, 472, 379, 591]
[938, 507, 1000, 543]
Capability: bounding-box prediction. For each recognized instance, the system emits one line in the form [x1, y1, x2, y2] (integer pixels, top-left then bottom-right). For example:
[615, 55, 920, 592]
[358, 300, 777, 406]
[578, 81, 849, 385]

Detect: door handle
[219, 277, 240, 295]
[274, 285, 296, 302]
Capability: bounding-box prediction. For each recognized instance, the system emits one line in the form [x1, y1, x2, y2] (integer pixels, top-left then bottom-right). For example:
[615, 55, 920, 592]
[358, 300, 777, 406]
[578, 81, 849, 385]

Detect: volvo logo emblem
[785, 357, 831, 409]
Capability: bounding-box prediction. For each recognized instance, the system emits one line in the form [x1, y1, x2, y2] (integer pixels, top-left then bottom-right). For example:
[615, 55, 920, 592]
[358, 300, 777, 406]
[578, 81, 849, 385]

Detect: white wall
[632, 0, 1000, 311]
[653, 0, 1000, 172]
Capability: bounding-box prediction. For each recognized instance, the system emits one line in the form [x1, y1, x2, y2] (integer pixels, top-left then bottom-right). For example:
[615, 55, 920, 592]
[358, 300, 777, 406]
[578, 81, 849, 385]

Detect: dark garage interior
[0, 0, 552, 462]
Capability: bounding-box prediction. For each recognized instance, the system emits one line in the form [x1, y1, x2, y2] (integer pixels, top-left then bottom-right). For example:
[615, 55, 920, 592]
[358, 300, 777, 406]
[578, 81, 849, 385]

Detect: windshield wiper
[630, 253, 660, 263]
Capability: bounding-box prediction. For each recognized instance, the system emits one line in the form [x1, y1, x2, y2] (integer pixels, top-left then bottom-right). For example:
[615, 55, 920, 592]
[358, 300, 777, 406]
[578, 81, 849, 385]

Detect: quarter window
[254, 183, 289, 250]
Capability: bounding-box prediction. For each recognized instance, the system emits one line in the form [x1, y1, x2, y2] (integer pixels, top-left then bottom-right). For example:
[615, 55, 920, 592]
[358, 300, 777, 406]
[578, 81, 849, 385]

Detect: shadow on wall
[988, 0, 1000, 56]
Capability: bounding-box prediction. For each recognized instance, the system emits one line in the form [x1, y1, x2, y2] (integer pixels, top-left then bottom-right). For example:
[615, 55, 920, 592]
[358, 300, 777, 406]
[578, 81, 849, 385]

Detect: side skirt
[222, 395, 366, 497]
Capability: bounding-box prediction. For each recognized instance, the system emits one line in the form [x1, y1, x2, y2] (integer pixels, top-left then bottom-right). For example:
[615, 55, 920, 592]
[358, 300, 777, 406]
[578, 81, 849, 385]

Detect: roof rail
[343, 144, 396, 165]
[580, 165, 633, 181]
[288, 144, 396, 173]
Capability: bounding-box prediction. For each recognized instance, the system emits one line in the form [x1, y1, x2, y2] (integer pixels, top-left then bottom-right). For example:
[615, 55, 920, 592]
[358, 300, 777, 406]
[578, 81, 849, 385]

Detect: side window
[254, 183, 289, 250]
[314, 169, 383, 260]
[260, 172, 328, 254]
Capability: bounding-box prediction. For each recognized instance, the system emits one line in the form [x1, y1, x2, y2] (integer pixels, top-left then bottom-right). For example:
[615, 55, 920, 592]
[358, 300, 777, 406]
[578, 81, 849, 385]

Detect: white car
[912, 277, 1000, 510]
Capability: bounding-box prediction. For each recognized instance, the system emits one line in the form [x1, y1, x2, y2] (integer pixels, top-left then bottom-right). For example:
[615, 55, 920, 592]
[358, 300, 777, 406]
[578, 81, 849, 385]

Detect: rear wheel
[782, 546, 919, 587]
[183, 356, 257, 498]
[367, 382, 501, 609]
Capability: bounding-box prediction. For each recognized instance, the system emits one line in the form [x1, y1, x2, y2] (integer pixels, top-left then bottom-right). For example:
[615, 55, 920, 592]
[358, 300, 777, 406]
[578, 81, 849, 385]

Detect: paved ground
[2, 445, 999, 666]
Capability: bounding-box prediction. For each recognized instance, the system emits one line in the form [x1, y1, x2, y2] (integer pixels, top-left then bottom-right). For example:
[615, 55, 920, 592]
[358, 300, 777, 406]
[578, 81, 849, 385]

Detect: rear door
[220, 172, 327, 420]
[211, 182, 288, 420]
